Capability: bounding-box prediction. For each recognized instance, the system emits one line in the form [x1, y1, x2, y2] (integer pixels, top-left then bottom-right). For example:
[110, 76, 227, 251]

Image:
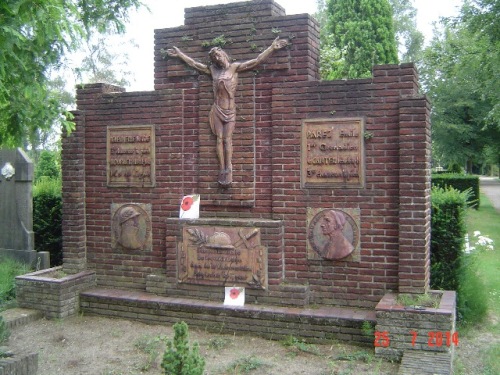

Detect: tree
[321, 0, 399, 79]
[388, 0, 424, 63]
[0, 0, 143, 148]
[75, 35, 138, 87]
[421, 0, 499, 173]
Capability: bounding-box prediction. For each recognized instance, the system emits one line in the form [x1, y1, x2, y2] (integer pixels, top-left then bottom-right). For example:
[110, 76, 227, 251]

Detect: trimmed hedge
[430, 186, 468, 291]
[33, 178, 62, 266]
[431, 173, 480, 208]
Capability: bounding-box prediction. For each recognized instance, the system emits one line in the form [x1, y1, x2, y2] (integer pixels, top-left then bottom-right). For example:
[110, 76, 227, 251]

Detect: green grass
[280, 335, 320, 355]
[0, 257, 31, 310]
[463, 192, 500, 372]
[225, 356, 266, 374]
[466, 193, 500, 317]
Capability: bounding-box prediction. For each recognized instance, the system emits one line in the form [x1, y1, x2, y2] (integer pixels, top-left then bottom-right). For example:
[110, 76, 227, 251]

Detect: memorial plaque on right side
[301, 118, 365, 188]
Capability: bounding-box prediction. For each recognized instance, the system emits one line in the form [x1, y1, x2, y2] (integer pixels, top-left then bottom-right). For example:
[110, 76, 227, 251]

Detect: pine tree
[161, 321, 205, 375]
[323, 0, 399, 79]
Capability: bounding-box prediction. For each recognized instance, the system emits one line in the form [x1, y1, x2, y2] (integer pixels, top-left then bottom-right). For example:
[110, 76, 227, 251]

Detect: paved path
[480, 176, 500, 212]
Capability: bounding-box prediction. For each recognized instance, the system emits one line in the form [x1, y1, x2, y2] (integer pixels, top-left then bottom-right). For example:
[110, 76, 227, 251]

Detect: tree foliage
[75, 35, 137, 87]
[421, 0, 499, 171]
[321, 0, 398, 79]
[0, 0, 142, 147]
[161, 321, 205, 375]
[388, 0, 424, 63]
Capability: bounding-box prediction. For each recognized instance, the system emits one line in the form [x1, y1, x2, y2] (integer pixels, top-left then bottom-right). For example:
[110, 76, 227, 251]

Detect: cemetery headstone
[0, 148, 36, 265]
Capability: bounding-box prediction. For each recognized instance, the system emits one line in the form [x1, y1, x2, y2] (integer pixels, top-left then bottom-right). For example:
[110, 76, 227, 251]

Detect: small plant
[271, 27, 281, 34]
[161, 321, 205, 375]
[361, 321, 374, 337]
[207, 336, 230, 350]
[201, 35, 230, 48]
[363, 131, 374, 140]
[181, 35, 194, 42]
[135, 334, 167, 371]
[0, 316, 10, 344]
[0, 257, 31, 309]
[226, 355, 265, 373]
[335, 350, 373, 363]
[280, 335, 319, 355]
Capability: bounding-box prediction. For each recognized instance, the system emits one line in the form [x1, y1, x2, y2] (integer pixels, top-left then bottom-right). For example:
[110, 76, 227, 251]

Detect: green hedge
[430, 185, 488, 324]
[431, 186, 469, 291]
[431, 173, 480, 208]
[33, 178, 63, 266]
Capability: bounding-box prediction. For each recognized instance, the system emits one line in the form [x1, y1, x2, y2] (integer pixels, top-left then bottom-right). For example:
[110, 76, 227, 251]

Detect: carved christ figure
[167, 37, 287, 187]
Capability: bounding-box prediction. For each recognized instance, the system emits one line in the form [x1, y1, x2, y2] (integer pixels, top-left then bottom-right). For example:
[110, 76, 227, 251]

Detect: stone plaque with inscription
[178, 226, 267, 289]
[307, 207, 360, 261]
[107, 125, 155, 187]
[301, 118, 364, 188]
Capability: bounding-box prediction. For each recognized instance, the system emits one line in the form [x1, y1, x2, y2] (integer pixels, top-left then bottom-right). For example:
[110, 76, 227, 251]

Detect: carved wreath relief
[178, 226, 267, 289]
[307, 208, 360, 261]
[111, 203, 152, 251]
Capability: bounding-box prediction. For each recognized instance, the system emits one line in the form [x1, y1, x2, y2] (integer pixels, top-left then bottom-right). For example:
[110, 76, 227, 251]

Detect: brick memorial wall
[62, 0, 431, 309]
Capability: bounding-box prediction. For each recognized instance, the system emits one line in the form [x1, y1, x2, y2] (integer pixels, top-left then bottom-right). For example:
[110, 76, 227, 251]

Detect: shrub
[431, 186, 489, 325]
[432, 173, 480, 208]
[34, 150, 60, 182]
[0, 257, 31, 308]
[161, 321, 205, 375]
[430, 186, 469, 291]
[33, 177, 63, 266]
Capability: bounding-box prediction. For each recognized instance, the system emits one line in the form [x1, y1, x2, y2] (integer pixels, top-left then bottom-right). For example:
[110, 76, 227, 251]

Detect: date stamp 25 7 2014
[374, 331, 459, 348]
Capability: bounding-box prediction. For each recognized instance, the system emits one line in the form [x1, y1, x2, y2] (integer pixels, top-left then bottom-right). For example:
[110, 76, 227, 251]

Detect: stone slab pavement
[480, 176, 500, 212]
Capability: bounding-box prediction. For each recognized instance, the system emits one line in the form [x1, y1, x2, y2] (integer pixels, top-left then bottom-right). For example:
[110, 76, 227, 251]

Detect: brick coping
[81, 288, 376, 321]
[15, 267, 96, 284]
[376, 290, 456, 315]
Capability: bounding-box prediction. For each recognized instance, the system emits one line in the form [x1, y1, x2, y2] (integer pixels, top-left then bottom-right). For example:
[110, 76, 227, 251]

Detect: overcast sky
[84, 0, 465, 91]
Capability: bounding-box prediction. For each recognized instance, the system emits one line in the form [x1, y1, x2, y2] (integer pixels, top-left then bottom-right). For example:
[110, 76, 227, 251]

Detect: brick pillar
[62, 110, 87, 273]
[62, 83, 125, 273]
[398, 97, 431, 293]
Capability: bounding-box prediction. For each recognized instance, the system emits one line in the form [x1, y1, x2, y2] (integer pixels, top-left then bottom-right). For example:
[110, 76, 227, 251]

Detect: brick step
[399, 350, 452, 375]
[80, 288, 376, 345]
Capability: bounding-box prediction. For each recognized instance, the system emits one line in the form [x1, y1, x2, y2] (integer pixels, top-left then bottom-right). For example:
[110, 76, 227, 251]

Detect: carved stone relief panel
[111, 203, 152, 251]
[107, 125, 155, 187]
[307, 208, 360, 261]
[301, 118, 365, 188]
[178, 226, 267, 289]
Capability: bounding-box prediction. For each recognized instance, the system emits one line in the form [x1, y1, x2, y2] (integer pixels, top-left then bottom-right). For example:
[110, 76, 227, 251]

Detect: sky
[85, 0, 464, 92]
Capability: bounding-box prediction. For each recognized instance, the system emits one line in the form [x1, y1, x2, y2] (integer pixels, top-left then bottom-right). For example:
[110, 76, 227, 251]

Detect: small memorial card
[179, 194, 200, 219]
[224, 287, 245, 306]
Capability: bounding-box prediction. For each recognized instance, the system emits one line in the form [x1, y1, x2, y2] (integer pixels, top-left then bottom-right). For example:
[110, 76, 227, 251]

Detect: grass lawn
[460, 193, 500, 374]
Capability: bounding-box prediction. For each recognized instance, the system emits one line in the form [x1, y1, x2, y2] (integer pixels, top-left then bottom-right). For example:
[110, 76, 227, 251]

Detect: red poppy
[229, 287, 240, 299]
[181, 196, 194, 211]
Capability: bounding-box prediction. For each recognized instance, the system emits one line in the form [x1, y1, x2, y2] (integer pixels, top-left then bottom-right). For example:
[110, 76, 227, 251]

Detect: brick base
[16, 267, 96, 319]
[0, 351, 38, 375]
[80, 288, 375, 345]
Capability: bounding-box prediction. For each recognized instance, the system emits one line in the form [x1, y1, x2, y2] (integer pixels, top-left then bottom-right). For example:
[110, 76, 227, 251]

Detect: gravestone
[61, 0, 432, 326]
[0, 148, 36, 265]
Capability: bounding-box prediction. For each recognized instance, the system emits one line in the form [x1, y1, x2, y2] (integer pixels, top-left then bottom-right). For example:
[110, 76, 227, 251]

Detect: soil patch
[7, 314, 398, 375]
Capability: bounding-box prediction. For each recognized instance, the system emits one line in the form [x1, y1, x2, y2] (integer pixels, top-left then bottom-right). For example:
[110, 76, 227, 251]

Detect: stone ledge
[0, 308, 42, 330]
[167, 217, 283, 228]
[80, 288, 375, 344]
[0, 351, 38, 375]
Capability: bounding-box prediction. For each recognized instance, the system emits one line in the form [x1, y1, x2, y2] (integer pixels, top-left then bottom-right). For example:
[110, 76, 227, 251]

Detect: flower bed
[15, 267, 96, 319]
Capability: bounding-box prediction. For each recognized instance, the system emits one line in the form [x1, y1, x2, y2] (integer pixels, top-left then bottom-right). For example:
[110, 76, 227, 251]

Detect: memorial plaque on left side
[107, 125, 155, 187]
